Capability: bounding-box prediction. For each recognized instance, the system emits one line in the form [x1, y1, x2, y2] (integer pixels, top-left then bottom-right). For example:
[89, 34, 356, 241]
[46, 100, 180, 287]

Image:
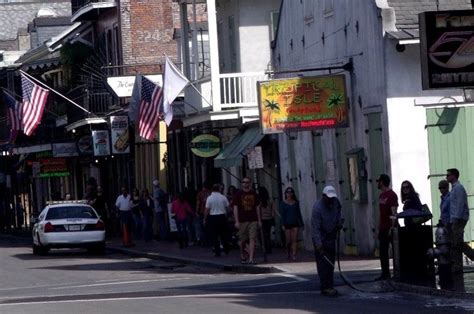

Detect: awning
[214, 127, 264, 168]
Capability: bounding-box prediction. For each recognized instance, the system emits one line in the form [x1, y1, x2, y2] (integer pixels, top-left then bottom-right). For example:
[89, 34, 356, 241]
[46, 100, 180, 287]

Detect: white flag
[162, 57, 189, 126]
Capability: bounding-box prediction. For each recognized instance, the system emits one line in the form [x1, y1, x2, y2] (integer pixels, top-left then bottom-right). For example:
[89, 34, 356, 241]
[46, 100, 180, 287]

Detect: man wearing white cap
[311, 185, 344, 297]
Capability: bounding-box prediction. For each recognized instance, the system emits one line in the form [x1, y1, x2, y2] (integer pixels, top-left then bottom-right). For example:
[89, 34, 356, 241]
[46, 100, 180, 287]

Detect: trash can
[395, 209, 436, 287]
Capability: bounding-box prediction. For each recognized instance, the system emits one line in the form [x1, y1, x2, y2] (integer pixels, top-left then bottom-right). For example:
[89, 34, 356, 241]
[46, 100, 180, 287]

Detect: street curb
[107, 246, 283, 274]
[390, 281, 474, 299]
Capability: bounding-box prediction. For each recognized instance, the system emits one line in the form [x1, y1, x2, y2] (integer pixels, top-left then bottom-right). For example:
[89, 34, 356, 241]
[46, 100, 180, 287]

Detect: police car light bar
[46, 200, 89, 205]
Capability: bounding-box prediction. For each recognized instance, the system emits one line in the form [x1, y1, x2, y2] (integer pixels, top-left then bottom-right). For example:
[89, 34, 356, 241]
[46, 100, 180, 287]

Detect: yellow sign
[257, 75, 348, 134]
[190, 134, 221, 158]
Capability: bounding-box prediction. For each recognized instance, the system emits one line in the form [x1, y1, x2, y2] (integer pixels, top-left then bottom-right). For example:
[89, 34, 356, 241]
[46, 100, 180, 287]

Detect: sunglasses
[242, 181, 251, 184]
[402, 186, 410, 189]
[286, 190, 294, 193]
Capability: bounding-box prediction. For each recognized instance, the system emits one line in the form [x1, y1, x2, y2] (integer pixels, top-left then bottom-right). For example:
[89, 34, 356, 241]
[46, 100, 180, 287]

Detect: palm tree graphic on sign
[326, 92, 345, 123]
[264, 99, 280, 127]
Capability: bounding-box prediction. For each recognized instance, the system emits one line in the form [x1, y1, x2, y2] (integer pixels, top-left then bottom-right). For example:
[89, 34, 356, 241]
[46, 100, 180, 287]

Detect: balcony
[182, 72, 268, 127]
[71, 0, 117, 22]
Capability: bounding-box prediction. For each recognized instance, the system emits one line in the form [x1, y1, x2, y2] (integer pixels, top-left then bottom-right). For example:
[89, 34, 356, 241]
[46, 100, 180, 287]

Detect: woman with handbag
[400, 180, 423, 226]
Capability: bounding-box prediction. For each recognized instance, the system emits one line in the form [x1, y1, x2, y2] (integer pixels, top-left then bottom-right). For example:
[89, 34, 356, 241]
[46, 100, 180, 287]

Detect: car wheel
[32, 244, 40, 255]
[38, 246, 50, 255]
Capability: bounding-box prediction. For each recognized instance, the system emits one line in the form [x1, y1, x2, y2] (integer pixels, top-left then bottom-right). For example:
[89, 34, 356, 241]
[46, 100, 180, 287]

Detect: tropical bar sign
[257, 75, 348, 134]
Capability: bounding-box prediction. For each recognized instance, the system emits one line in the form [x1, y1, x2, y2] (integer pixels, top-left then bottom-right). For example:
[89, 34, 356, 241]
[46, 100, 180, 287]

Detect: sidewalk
[106, 236, 474, 299]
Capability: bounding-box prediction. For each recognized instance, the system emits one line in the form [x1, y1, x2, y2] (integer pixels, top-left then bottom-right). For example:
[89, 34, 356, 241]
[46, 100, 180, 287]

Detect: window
[46, 206, 98, 220]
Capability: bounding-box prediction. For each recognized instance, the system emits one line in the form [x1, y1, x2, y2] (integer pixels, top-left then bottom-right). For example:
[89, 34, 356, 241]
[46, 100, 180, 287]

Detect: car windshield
[45, 206, 97, 220]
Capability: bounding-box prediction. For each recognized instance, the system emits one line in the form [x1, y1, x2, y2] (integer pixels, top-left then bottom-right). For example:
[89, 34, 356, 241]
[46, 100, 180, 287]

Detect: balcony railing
[86, 92, 114, 114]
[219, 72, 268, 109]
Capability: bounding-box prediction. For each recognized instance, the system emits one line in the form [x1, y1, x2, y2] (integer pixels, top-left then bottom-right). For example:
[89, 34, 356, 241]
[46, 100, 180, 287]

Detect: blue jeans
[176, 219, 188, 248]
[143, 215, 153, 241]
[132, 212, 142, 240]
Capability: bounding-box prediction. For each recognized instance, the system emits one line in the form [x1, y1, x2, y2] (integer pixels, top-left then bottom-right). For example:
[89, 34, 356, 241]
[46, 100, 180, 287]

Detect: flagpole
[19, 70, 91, 115]
[186, 82, 212, 108]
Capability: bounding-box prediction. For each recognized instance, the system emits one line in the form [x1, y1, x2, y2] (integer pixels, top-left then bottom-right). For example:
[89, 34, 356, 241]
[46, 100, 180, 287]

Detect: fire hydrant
[427, 222, 453, 290]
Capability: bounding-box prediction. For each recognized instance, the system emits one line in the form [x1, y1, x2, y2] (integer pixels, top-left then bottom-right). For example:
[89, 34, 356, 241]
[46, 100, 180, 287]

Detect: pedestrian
[171, 193, 193, 248]
[376, 174, 398, 280]
[90, 186, 109, 236]
[140, 189, 154, 242]
[280, 187, 304, 261]
[205, 184, 230, 256]
[311, 185, 344, 297]
[115, 187, 133, 246]
[400, 180, 423, 226]
[153, 180, 168, 241]
[195, 182, 211, 246]
[131, 188, 142, 240]
[258, 186, 276, 254]
[446, 168, 474, 273]
[233, 177, 261, 264]
[14, 196, 24, 230]
[438, 180, 450, 227]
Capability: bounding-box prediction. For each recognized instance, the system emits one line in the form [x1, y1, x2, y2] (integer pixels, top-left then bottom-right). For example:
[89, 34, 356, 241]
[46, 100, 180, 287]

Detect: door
[426, 107, 474, 241]
[336, 128, 355, 246]
[367, 112, 385, 235]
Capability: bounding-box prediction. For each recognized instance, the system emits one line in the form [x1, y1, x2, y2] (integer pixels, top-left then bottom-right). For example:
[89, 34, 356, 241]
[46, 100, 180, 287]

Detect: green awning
[214, 127, 264, 168]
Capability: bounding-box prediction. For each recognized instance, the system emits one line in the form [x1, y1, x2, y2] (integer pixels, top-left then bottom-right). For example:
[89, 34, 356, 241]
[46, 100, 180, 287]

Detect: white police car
[32, 201, 106, 255]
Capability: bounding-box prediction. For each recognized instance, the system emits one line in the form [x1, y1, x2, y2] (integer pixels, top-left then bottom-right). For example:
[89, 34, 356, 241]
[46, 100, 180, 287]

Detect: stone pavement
[106, 236, 474, 299]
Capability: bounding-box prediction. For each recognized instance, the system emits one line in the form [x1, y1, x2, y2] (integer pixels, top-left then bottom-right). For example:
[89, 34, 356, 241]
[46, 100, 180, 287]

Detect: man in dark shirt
[376, 174, 399, 280]
[233, 177, 260, 264]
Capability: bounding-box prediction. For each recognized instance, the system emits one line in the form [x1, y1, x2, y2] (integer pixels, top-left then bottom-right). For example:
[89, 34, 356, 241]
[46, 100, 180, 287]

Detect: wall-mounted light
[72, 129, 76, 133]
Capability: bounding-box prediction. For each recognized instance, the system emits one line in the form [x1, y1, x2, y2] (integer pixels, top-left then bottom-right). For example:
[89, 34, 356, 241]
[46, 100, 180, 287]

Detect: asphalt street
[0, 236, 473, 314]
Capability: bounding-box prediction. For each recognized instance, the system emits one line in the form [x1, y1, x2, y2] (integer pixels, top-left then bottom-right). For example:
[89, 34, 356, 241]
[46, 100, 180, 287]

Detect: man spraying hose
[311, 185, 344, 297]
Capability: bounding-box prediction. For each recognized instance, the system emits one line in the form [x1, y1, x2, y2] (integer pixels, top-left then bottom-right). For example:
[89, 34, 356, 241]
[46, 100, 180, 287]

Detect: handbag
[411, 204, 432, 225]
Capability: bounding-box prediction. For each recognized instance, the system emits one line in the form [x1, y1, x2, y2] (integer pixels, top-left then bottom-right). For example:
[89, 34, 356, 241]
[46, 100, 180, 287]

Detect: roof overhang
[182, 107, 260, 127]
[387, 28, 420, 45]
[71, 1, 117, 23]
[66, 117, 108, 132]
[12, 144, 52, 155]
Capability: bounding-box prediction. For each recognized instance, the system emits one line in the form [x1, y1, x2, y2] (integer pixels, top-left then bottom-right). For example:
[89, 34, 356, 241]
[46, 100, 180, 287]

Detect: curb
[107, 245, 283, 274]
[390, 281, 474, 299]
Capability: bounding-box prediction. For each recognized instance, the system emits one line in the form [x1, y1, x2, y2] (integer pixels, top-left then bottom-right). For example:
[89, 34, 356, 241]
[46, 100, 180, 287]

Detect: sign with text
[52, 142, 78, 157]
[34, 158, 69, 178]
[92, 130, 111, 156]
[419, 10, 474, 89]
[247, 146, 264, 169]
[110, 116, 130, 154]
[190, 134, 221, 158]
[257, 75, 348, 134]
[107, 75, 163, 98]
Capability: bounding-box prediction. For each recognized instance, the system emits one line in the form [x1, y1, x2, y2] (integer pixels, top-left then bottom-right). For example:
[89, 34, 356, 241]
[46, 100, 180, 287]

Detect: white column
[206, 0, 221, 111]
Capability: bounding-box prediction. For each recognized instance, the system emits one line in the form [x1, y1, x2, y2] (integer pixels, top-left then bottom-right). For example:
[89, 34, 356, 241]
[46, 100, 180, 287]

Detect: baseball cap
[376, 174, 391, 186]
[322, 185, 338, 198]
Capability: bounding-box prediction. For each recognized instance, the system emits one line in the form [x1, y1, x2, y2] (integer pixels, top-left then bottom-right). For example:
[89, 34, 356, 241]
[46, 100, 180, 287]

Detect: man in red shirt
[233, 177, 261, 264]
[376, 174, 398, 280]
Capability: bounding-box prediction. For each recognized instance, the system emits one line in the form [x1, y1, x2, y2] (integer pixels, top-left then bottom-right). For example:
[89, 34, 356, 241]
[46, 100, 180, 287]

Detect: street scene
[1, 235, 473, 313]
[0, 0, 474, 313]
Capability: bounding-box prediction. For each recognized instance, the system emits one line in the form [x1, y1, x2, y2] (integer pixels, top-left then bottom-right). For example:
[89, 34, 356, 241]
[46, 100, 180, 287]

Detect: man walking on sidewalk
[233, 177, 261, 264]
[446, 168, 474, 273]
[376, 174, 398, 281]
[115, 187, 133, 246]
[205, 184, 230, 257]
[311, 185, 344, 297]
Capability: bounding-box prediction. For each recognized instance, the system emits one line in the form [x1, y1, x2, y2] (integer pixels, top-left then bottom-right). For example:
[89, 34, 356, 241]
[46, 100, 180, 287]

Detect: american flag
[3, 90, 20, 142]
[138, 76, 162, 140]
[21, 73, 49, 136]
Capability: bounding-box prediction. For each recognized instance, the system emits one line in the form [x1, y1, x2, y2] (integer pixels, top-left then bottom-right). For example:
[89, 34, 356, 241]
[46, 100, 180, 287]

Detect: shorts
[238, 221, 258, 243]
[284, 224, 299, 230]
